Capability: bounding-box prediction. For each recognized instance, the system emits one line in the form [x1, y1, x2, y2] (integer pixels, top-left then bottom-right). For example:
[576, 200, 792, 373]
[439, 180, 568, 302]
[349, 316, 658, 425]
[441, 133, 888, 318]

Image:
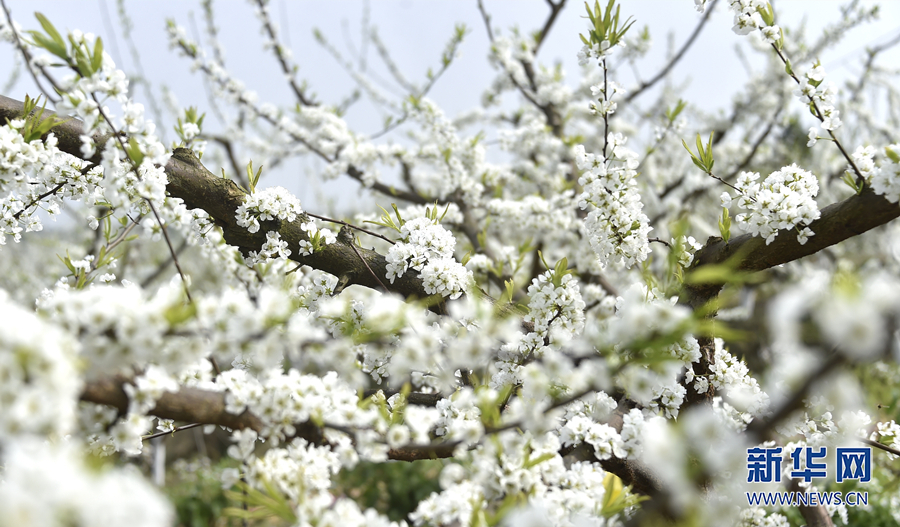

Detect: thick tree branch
[0, 94, 436, 303]
[682, 188, 900, 309]
[80, 375, 264, 432]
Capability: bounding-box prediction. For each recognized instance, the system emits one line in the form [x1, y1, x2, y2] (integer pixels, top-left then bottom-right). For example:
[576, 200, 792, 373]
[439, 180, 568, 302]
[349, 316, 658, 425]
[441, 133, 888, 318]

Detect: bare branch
[533, 0, 566, 56]
[624, 0, 717, 104]
[252, 0, 316, 106]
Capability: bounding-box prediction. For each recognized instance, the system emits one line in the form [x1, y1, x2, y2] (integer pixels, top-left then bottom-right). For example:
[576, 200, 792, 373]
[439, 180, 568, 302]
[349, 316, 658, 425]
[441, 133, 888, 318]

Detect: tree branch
[0, 94, 437, 303]
[682, 187, 900, 309]
[623, 0, 717, 104]
[80, 375, 263, 432]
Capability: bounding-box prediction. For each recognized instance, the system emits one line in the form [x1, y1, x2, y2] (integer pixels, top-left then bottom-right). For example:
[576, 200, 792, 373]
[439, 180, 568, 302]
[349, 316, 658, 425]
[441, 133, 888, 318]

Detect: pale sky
[1, 0, 898, 212]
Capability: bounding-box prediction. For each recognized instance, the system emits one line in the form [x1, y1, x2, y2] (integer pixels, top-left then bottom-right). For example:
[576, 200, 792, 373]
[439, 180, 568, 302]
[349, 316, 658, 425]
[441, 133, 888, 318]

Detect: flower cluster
[486, 194, 578, 241]
[37, 282, 204, 378]
[574, 138, 652, 268]
[384, 217, 470, 299]
[240, 434, 402, 527]
[218, 369, 375, 443]
[856, 144, 900, 203]
[588, 80, 625, 117]
[769, 269, 900, 361]
[793, 63, 841, 132]
[0, 121, 64, 245]
[577, 39, 623, 65]
[0, 290, 80, 441]
[728, 0, 778, 38]
[0, 439, 174, 526]
[49, 30, 171, 209]
[406, 99, 486, 203]
[722, 164, 820, 245]
[686, 340, 769, 424]
[235, 186, 303, 233]
[524, 268, 586, 342]
[411, 431, 619, 526]
[561, 406, 649, 461]
[245, 231, 291, 266]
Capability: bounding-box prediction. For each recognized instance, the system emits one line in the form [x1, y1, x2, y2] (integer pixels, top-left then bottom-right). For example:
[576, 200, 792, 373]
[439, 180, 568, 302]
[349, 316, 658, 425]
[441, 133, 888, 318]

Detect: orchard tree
[2, 0, 900, 525]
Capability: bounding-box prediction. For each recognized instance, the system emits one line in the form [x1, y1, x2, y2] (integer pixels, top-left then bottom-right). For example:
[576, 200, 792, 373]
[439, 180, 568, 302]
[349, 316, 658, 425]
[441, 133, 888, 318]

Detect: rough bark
[682, 187, 900, 309]
[0, 94, 435, 303]
[80, 375, 263, 432]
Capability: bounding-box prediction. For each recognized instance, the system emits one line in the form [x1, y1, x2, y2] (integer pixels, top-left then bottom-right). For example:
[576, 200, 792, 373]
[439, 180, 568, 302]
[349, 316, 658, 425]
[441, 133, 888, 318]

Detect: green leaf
[91, 37, 104, 73]
[125, 137, 144, 165]
[684, 264, 754, 286]
[885, 146, 900, 164]
[718, 207, 731, 243]
[704, 131, 715, 172]
[74, 49, 93, 77]
[35, 13, 65, 50]
[841, 171, 864, 195]
[58, 251, 76, 274]
[665, 99, 686, 123]
[756, 2, 775, 27]
[523, 452, 556, 469]
[602, 473, 627, 516]
[163, 302, 197, 326]
[27, 31, 68, 60]
[682, 138, 704, 172]
[246, 160, 263, 193]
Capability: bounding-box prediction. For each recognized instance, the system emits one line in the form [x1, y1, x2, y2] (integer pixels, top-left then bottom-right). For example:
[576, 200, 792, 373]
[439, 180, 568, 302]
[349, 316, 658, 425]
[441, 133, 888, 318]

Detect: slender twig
[306, 212, 395, 244]
[708, 170, 754, 200]
[107, 215, 141, 251]
[349, 240, 388, 292]
[83, 215, 140, 275]
[624, 0, 717, 104]
[208, 356, 221, 376]
[139, 238, 190, 287]
[724, 108, 782, 182]
[142, 422, 203, 441]
[637, 119, 676, 172]
[369, 28, 415, 93]
[857, 435, 900, 457]
[849, 31, 900, 103]
[252, 0, 315, 106]
[747, 350, 844, 437]
[770, 44, 865, 185]
[533, 0, 566, 55]
[0, 0, 57, 103]
[13, 182, 64, 219]
[477, 0, 562, 136]
[90, 93, 194, 303]
[206, 135, 248, 188]
[476, 0, 495, 42]
[603, 57, 610, 159]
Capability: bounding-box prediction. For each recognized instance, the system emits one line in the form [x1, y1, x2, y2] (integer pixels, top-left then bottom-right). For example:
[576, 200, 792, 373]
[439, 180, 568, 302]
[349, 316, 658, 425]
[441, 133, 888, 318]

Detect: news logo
[745, 446, 871, 507]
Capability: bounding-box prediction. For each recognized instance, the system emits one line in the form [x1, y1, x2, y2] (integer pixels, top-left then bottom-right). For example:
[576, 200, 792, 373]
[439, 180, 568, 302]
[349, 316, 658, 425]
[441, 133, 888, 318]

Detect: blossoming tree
[2, 0, 900, 525]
